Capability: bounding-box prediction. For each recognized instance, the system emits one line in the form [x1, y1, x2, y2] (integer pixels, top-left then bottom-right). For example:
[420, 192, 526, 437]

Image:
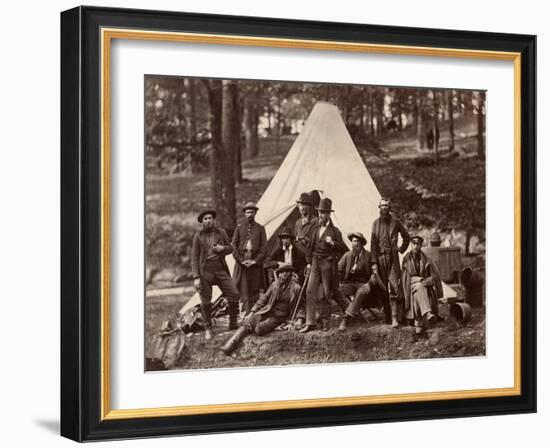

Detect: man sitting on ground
[222, 264, 301, 355]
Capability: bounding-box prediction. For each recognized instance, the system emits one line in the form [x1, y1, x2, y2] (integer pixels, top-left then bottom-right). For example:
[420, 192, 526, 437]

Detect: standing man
[222, 264, 302, 355]
[300, 198, 348, 333]
[370, 198, 411, 328]
[294, 192, 318, 256]
[337, 232, 382, 331]
[401, 235, 443, 337]
[191, 210, 241, 340]
[232, 201, 268, 315]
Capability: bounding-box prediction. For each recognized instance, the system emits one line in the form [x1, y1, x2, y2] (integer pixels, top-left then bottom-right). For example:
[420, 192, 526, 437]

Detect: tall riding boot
[222, 326, 248, 355]
[201, 303, 213, 340]
[228, 301, 239, 330]
[383, 295, 392, 324]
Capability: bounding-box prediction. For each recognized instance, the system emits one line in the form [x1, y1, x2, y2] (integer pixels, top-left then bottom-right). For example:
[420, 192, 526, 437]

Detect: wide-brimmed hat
[348, 232, 367, 246]
[411, 235, 424, 245]
[278, 227, 295, 239]
[316, 198, 334, 212]
[197, 209, 217, 223]
[276, 263, 295, 274]
[242, 201, 259, 212]
[296, 192, 313, 205]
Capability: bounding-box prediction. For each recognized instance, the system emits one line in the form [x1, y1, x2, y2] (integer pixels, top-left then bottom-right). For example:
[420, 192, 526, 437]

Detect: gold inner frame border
[99, 27, 522, 421]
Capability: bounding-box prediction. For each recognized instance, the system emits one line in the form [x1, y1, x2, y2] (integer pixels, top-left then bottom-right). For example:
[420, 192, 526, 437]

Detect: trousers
[305, 257, 349, 325]
[199, 262, 240, 304]
[339, 281, 377, 317]
[377, 253, 403, 321]
[244, 314, 284, 336]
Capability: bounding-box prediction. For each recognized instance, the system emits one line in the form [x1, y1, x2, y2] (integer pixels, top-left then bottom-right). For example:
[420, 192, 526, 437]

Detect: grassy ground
[145, 120, 486, 369]
[145, 291, 485, 370]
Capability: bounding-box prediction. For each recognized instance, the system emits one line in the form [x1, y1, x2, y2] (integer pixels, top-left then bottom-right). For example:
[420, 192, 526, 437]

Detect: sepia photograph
[144, 76, 487, 371]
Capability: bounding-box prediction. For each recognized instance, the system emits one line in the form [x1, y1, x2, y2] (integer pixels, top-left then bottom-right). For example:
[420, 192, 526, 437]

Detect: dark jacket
[370, 215, 411, 261]
[401, 251, 443, 313]
[231, 220, 268, 264]
[191, 227, 233, 279]
[250, 277, 302, 318]
[294, 215, 318, 255]
[306, 220, 348, 264]
[265, 244, 307, 278]
[338, 248, 375, 283]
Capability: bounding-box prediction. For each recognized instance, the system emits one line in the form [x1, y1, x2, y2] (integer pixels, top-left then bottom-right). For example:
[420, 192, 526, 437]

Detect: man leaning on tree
[191, 209, 241, 340]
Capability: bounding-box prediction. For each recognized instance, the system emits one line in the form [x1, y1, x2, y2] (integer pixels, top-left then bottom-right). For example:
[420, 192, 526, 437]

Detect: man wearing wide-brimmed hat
[265, 226, 307, 327]
[336, 232, 383, 331]
[222, 263, 302, 355]
[300, 197, 349, 333]
[401, 235, 443, 337]
[294, 192, 318, 255]
[191, 209, 241, 339]
[370, 198, 411, 328]
[265, 227, 307, 283]
[231, 202, 268, 314]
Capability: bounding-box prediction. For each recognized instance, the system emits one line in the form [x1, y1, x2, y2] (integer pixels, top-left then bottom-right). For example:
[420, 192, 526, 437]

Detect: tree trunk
[433, 90, 440, 162]
[243, 89, 259, 159]
[376, 94, 384, 137]
[369, 91, 375, 136]
[234, 89, 243, 184]
[415, 91, 425, 151]
[276, 95, 282, 152]
[477, 91, 485, 159]
[204, 79, 237, 232]
[447, 89, 455, 152]
[186, 78, 198, 173]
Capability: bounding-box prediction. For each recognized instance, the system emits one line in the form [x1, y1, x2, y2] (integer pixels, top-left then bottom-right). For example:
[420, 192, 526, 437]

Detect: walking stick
[288, 271, 310, 331]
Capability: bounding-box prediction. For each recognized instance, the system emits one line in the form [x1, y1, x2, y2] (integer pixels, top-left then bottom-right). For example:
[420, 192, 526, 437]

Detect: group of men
[190, 192, 443, 355]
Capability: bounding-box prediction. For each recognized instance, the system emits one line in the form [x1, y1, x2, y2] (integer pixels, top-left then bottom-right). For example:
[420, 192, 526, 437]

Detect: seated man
[222, 264, 301, 355]
[401, 235, 443, 336]
[264, 227, 307, 327]
[337, 232, 382, 331]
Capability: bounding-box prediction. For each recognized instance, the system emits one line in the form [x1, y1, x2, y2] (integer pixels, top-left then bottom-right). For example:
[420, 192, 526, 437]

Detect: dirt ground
[145, 289, 486, 370]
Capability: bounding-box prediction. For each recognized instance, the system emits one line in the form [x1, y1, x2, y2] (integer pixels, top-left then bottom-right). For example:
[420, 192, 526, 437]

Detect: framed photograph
[60, 6, 536, 442]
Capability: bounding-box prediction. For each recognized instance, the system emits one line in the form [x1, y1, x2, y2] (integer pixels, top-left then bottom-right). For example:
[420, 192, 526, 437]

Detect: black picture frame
[61, 5, 536, 442]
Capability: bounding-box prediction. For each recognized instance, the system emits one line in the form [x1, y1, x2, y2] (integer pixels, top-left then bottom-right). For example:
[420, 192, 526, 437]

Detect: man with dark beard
[337, 232, 382, 331]
[401, 235, 443, 337]
[232, 202, 268, 314]
[300, 198, 348, 333]
[222, 264, 301, 355]
[191, 210, 241, 339]
[294, 192, 318, 256]
[370, 198, 411, 328]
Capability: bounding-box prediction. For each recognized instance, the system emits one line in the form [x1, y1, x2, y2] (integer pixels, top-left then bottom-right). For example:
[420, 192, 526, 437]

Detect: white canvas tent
[178, 101, 455, 315]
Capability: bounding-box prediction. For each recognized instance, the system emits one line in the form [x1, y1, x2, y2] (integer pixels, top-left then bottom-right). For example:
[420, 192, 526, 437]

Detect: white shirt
[283, 244, 293, 265]
[318, 222, 330, 241]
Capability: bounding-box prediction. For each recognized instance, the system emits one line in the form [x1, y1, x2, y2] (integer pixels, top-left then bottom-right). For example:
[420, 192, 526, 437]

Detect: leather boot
[338, 315, 350, 332]
[222, 326, 248, 355]
[390, 299, 399, 328]
[228, 301, 239, 330]
[201, 303, 213, 339]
